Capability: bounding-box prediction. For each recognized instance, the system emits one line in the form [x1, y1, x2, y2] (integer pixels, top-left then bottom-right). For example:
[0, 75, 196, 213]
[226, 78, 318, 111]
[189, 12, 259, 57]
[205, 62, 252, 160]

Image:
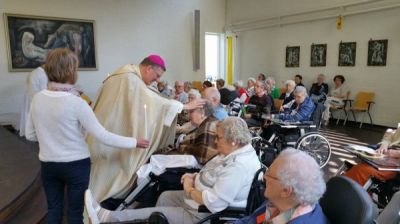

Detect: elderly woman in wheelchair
[85, 117, 261, 224]
[255, 86, 331, 168]
[260, 86, 315, 141]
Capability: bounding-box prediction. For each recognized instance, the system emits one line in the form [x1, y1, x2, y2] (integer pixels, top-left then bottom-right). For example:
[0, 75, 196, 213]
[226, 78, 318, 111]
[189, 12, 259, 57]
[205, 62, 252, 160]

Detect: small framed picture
[338, 42, 356, 66]
[285, 46, 300, 67]
[367, 39, 388, 66]
[310, 44, 327, 67]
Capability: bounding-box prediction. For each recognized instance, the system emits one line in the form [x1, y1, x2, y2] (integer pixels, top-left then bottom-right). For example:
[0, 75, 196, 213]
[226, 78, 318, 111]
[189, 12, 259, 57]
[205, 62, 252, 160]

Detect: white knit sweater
[26, 90, 137, 162]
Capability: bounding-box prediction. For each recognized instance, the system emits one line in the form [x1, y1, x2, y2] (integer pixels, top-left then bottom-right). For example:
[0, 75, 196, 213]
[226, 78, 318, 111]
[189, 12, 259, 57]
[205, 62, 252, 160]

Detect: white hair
[294, 86, 308, 97]
[285, 80, 296, 88]
[217, 117, 251, 146]
[248, 78, 256, 83]
[276, 148, 326, 206]
[188, 89, 201, 99]
[266, 77, 276, 85]
[234, 80, 244, 88]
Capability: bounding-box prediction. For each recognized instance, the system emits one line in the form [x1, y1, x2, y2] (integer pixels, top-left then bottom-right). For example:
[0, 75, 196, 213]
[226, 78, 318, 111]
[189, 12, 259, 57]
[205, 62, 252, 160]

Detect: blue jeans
[41, 158, 90, 224]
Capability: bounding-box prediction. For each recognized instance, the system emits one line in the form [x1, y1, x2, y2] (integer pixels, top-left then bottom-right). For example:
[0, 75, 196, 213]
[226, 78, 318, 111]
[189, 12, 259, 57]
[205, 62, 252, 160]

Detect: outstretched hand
[136, 138, 150, 148]
[183, 99, 206, 110]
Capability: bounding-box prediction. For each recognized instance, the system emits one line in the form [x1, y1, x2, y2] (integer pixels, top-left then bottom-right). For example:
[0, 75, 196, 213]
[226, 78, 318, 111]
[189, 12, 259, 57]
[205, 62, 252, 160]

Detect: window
[205, 33, 225, 82]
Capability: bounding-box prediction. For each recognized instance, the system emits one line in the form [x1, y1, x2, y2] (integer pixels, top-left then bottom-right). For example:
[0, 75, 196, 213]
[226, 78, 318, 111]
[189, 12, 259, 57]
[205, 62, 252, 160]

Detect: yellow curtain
[227, 36, 233, 85]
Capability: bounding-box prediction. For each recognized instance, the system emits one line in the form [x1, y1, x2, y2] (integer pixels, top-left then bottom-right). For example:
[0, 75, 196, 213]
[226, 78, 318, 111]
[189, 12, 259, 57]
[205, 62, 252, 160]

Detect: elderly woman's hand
[183, 176, 195, 196]
[181, 173, 197, 184]
[377, 142, 389, 154]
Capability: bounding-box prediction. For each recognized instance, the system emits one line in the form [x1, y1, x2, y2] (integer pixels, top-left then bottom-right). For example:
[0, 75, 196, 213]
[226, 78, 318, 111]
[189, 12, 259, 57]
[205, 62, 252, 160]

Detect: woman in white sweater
[25, 48, 149, 224]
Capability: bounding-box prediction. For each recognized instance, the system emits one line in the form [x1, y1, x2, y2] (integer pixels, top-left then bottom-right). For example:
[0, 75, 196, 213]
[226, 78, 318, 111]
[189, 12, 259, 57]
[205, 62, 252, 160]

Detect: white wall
[0, 0, 226, 127]
[227, 0, 400, 127]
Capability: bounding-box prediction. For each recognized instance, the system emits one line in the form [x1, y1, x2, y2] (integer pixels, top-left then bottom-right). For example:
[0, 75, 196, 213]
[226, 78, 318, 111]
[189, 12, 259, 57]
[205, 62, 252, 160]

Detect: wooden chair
[330, 91, 351, 125]
[278, 87, 286, 96]
[343, 92, 375, 128]
[273, 99, 283, 112]
[191, 81, 203, 92]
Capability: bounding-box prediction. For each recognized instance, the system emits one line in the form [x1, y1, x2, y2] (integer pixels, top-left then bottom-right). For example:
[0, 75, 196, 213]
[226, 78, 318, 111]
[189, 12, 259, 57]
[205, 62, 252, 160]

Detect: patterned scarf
[48, 82, 82, 97]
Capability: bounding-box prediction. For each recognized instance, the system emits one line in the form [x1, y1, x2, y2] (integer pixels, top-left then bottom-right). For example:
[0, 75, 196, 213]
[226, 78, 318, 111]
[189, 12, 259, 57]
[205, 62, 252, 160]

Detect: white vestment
[19, 67, 48, 136]
[88, 64, 183, 201]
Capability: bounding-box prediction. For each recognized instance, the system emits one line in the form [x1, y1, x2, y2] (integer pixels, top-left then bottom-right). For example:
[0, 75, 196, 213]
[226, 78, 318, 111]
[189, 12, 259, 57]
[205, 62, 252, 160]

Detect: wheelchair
[365, 173, 400, 209]
[99, 167, 266, 224]
[251, 103, 332, 168]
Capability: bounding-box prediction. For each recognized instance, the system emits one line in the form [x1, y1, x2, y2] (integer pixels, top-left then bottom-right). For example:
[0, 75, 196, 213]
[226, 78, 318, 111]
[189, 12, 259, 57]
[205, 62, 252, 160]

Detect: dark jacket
[279, 91, 294, 106]
[309, 83, 329, 96]
[248, 94, 275, 120]
[276, 96, 315, 122]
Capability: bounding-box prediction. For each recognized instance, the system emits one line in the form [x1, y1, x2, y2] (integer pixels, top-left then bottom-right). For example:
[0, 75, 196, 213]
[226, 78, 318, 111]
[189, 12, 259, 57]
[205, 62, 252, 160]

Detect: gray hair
[294, 86, 308, 97]
[203, 87, 221, 102]
[217, 117, 251, 146]
[188, 89, 201, 100]
[233, 80, 244, 88]
[192, 101, 214, 117]
[248, 77, 256, 84]
[257, 80, 271, 94]
[285, 80, 296, 88]
[184, 81, 192, 88]
[266, 77, 276, 86]
[276, 148, 326, 206]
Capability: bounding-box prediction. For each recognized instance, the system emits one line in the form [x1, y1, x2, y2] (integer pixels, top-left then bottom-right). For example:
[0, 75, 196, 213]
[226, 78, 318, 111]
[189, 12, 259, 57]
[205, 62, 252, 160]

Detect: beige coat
[88, 64, 182, 201]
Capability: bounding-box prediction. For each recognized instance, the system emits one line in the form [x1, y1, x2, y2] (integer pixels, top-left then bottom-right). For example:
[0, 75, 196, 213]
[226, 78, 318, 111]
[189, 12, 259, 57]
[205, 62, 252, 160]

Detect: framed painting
[367, 39, 388, 66]
[338, 42, 356, 66]
[285, 46, 300, 67]
[4, 13, 97, 72]
[310, 44, 327, 67]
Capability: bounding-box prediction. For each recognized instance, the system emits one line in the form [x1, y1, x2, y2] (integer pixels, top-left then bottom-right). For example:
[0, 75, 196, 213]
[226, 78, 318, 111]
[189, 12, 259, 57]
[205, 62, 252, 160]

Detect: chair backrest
[273, 99, 283, 111]
[278, 87, 286, 96]
[192, 81, 203, 91]
[354, 92, 375, 109]
[320, 176, 377, 224]
[245, 167, 266, 215]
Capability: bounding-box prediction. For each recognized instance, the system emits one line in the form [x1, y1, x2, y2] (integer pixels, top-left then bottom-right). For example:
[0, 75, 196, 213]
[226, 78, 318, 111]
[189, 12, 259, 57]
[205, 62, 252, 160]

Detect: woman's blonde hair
[45, 48, 79, 84]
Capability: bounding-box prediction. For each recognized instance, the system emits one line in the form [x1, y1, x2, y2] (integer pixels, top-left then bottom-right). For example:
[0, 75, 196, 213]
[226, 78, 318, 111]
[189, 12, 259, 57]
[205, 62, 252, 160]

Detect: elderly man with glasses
[234, 148, 329, 224]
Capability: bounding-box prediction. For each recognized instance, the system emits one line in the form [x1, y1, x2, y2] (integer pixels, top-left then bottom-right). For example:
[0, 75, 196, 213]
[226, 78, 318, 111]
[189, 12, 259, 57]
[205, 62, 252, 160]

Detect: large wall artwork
[4, 13, 97, 72]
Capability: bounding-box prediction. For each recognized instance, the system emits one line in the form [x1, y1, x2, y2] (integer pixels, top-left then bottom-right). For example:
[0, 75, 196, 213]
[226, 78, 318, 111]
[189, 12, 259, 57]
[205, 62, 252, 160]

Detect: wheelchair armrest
[198, 205, 247, 215]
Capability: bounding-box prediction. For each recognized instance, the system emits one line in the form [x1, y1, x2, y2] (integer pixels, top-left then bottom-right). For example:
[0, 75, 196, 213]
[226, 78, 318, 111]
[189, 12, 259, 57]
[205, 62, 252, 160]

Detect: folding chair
[343, 92, 375, 128]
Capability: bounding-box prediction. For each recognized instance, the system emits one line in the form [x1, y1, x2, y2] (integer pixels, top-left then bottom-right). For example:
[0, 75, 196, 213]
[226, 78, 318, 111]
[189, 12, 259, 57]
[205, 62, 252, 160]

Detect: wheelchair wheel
[295, 132, 331, 168]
